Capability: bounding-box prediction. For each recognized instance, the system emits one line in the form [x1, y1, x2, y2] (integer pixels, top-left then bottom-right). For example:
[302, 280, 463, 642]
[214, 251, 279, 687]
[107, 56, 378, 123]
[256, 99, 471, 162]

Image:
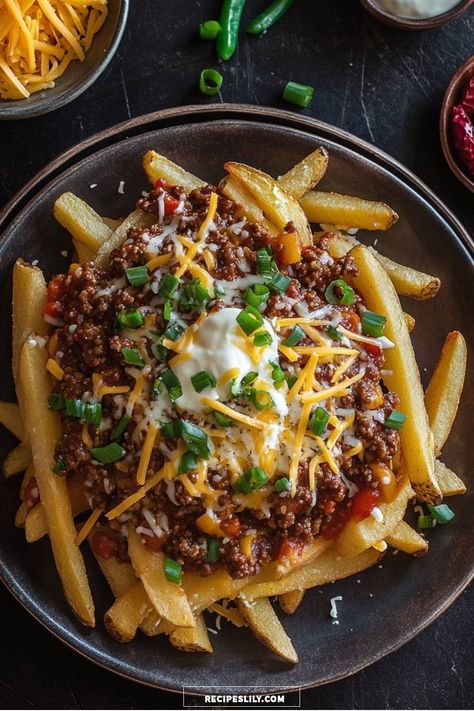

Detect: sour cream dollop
[375, 0, 461, 18]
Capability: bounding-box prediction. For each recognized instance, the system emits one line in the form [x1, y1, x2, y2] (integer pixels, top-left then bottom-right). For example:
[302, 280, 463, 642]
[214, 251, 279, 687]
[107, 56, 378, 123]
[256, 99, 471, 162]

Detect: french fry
[72, 238, 96, 263]
[368, 248, 440, 300]
[15, 502, 28, 528]
[102, 217, 123, 231]
[94, 210, 156, 267]
[0, 401, 25, 441]
[183, 569, 247, 613]
[169, 614, 213, 653]
[300, 191, 398, 231]
[20, 462, 34, 499]
[3, 442, 31, 476]
[53, 192, 112, 256]
[104, 581, 151, 642]
[278, 147, 329, 199]
[87, 525, 137, 598]
[435, 460, 466, 497]
[19, 337, 94, 626]
[386, 520, 428, 555]
[279, 589, 305, 614]
[348, 245, 441, 503]
[25, 473, 88, 543]
[275, 537, 331, 578]
[225, 162, 312, 245]
[127, 525, 194, 628]
[143, 150, 206, 191]
[425, 331, 467, 456]
[237, 597, 298, 664]
[208, 602, 246, 628]
[404, 313, 415, 333]
[220, 176, 278, 235]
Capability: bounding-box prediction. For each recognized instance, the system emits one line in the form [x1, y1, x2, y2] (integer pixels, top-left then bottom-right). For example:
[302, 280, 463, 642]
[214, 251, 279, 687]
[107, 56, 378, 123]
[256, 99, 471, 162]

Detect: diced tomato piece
[163, 193, 180, 215]
[44, 275, 65, 320]
[23, 476, 39, 509]
[154, 179, 166, 190]
[322, 505, 352, 540]
[91, 531, 119, 559]
[277, 539, 293, 561]
[351, 487, 381, 522]
[143, 535, 163, 552]
[364, 341, 382, 356]
[220, 516, 241, 537]
[342, 310, 360, 332]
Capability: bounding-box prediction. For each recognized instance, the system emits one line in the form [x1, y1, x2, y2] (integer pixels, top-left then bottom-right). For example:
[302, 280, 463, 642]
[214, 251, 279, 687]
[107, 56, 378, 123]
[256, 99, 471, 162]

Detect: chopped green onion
[283, 81, 314, 108]
[161, 420, 182, 439]
[385, 410, 406, 430]
[161, 369, 182, 402]
[270, 360, 286, 387]
[199, 68, 223, 96]
[53, 455, 66, 475]
[267, 271, 291, 294]
[191, 370, 217, 393]
[164, 557, 182, 584]
[65, 398, 85, 419]
[159, 273, 179, 298]
[199, 19, 221, 39]
[214, 285, 225, 298]
[111, 415, 130, 441]
[151, 342, 170, 362]
[230, 378, 241, 397]
[250, 389, 274, 411]
[326, 325, 342, 341]
[256, 248, 273, 276]
[236, 305, 263, 335]
[125, 266, 148, 287]
[48, 392, 65, 411]
[309, 407, 329, 436]
[213, 411, 235, 428]
[178, 451, 199, 474]
[116, 310, 144, 329]
[244, 283, 270, 308]
[282, 324, 305, 347]
[325, 279, 355, 306]
[89, 442, 125, 464]
[234, 466, 269, 494]
[253, 330, 272, 346]
[84, 402, 102, 427]
[164, 321, 185, 341]
[274, 476, 291, 492]
[193, 279, 210, 306]
[206, 536, 221, 563]
[163, 300, 171, 322]
[151, 378, 161, 398]
[241, 371, 258, 386]
[247, 0, 295, 35]
[417, 514, 434, 529]
[180, 420, 211, 460]
[427, 504, 454, 524]
[179, 279, 210, 311]
[286, 373, 298, 389]
[122, 347, 144, 368]
[362, 310, 386, 338]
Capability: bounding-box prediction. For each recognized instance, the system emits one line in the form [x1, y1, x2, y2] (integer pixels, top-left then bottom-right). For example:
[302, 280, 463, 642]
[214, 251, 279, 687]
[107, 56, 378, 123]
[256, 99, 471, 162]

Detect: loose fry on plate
[143, 150, 206, 191]
[225, 162, 313, 245]
[25, 473, 88, 543]
[278, 147, 329, 199]
[104, 581, 151, 642]
[169, 614, 213, 653]
[127, 525, 194, 628]
[300, 191, 399, 231]
[368, 248, 441, 300]
[0, 401, 25, 441]
[348, 245, 441, 504]
[435, 460, 466, 497]
[53, 192, 112, 256]
[12, 260, 48, 389]
[425, 331, 467, 456]
[87, 526, 138, 598]
[95, 211, 156, 267]
[220, 176, 278, 235]
[237, 597, 298, 664]
[279, 589, 305, 614]
[183, 569, 247, 613]
[19, 337, 94, 626]
[386, 520, 428, 555]
[3, 442, 31, 477]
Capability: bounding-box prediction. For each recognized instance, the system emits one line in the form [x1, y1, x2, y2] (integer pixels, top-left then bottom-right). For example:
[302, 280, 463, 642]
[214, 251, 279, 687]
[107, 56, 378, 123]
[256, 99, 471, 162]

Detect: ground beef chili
[44, 181, 403, 580]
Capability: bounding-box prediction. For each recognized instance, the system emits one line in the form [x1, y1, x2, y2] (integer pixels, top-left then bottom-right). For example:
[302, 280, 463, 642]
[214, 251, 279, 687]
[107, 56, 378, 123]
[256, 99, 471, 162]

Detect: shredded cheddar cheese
[46, 357, 64, 380]
[136, 424, 158, 485]
[75, 508, 101, 545]
[201, 397, 264, 430]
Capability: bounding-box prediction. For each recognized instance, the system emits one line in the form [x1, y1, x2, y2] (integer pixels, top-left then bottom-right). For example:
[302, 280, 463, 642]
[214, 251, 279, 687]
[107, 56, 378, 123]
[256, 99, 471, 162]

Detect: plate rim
[0, 104, 472, 694]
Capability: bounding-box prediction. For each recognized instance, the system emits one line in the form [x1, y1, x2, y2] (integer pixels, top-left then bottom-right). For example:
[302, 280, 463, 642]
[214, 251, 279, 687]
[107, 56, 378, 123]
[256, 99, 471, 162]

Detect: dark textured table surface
[0, 1, 472, 709]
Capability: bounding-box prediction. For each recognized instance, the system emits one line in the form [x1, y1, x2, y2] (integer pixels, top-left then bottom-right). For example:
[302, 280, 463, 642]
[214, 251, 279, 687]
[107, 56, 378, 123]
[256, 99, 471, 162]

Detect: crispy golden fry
[54, 192, 112, 256]
[0, 401, 25, 441]
[279, 589, 305, 614]
[127, 525, 194, 628]
[435, 460, 466, 497]
[349, 245, 441, 503]
[386, 520, 428, 555]
[3, 442, 31, 476]
[225, 162, 312, 245]
[243, 547, 381, 600]
[87, 525, 138, 598]
[15, 502, 28, 528]
[208, 602, 247, 628]
[275, 537, 331, 578]
[169, 614, 213, 653]
[237, 597, 298, 664]
[140, 611, 170, 636]
[300, 191, 398, 231]
[104, 581, 151, 642]
[19, 337, 94, 626]
[278, 147, 329, 199]
[73, 238, 96, 263]
[102, 217, 123, 231]
[95, 210, 156, 268]
[25, 473, 88, 543]
[220, 176, 278, 235]
[425, 331, 467, 456]
[183, 569, 247, 612]
[143, 150, 206, 191]
[324, 231, 357, 258]
[368, 248, 440, 300]
[404, 313, 415, 332]
[20, 462, 34, 498]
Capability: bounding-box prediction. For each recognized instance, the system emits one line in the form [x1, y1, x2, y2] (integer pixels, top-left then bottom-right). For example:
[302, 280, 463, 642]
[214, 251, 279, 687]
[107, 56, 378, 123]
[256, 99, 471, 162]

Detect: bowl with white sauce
[359, 0, 474, 29]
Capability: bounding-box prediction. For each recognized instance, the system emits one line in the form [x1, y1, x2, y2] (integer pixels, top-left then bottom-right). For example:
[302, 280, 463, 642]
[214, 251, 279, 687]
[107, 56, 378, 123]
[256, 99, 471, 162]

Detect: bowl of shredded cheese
[0, 0, 128, 119]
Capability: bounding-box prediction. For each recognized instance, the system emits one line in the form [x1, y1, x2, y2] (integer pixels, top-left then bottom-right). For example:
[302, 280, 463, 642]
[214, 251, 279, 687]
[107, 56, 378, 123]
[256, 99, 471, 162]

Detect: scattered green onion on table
[247, 0, 295, 35]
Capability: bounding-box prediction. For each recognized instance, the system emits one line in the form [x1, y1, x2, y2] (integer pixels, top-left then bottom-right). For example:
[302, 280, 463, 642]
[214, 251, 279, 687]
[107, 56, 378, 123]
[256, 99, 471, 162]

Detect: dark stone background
[0, 1, 472, 708]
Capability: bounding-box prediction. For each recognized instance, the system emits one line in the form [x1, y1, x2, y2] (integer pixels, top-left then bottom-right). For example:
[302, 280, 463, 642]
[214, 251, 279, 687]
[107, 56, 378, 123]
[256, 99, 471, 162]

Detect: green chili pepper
[246, 0, 295, 35]
[217, 0, 247, 61]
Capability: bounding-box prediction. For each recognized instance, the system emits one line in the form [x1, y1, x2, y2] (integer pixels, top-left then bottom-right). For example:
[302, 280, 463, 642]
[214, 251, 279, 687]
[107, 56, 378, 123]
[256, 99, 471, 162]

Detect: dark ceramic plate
[0, 105, 472, 693]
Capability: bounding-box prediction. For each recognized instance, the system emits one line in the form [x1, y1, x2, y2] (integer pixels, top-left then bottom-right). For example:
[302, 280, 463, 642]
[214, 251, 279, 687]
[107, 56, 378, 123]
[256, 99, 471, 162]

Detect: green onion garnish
[164, 321, 185, 341]
[213, 411, 235, 428]
[206, 536, 221, 563]
[125, 266, 148, 287]
[164, 557, 182, 584]
[236, 305, 264, 335]
[161, 369, 182, 402]
[151, 342, 170, 362]
[84, 402, 102, 427]
[270, 360, 285, 387]
[179, 279, 210, 311]
[250, 389, 274, 411]
[385, 410, 406, 430]
[362, 310, 386, 338]
[65, 398, 85, 419]
[267, 271, 291, 294]
[286, 373, 298, 389]
[53, 455, 66, 475]
[48, 392, 65, 411]
[244, 283, 270, 308]
[282, 324, 305, 347]
[283, 81, 314, 108]
[111, 415, 130, 441]
[178, 451, 199, 474]
[256, 248, 273, 276]
[199, 19, 221, 40]
[253, 330, 272, 347]
[89, 442, 125, 464]
[274, 476, 291, 493]
[151, 378, 161, 398]
[326, 325, 342, 341]
[191, 370, 217, 393]
[325, 279, 355, 306]
[241, 371, 258, 386]
[180, 420, 211, 460]
[427, 504, 454, 524]
[116, 310, 144, 329]
[234, 466, 269, 494]
[199, 68, 223, 96]
[159, 273, 179, 298]
[417, 514, 434, 529]
[122, 348, 144, 368]
[230, 378, 241, 397]
[310, 407, 329, 435]
[163, 300, 171, 322]
[161, 420, 182, 439]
